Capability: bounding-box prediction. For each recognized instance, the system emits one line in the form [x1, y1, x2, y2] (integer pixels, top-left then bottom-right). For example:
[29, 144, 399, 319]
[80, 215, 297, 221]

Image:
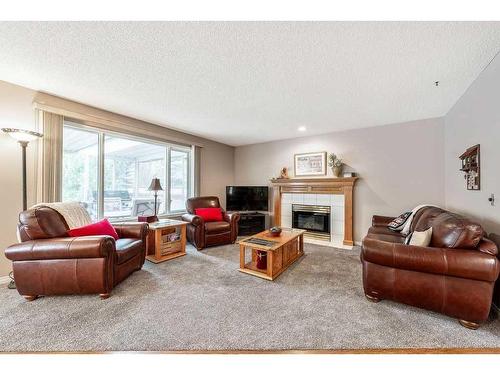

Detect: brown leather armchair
[181, 196, 240, 250]
[4, 206, 148, 301]
[361, 206, 500, 329]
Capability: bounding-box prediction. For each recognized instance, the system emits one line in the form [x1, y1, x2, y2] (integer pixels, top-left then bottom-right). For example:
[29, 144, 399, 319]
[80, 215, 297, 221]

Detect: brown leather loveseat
[361, 206, 499, 329]
[181, 196, 240, 250]
[5, 206, 148, 301]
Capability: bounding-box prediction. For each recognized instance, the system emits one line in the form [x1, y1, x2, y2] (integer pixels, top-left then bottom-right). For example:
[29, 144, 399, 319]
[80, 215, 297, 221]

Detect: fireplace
[292, 204, 331, 241]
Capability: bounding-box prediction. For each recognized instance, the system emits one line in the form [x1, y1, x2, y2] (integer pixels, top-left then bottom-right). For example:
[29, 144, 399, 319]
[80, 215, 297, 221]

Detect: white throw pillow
[405, 227, 433, 247]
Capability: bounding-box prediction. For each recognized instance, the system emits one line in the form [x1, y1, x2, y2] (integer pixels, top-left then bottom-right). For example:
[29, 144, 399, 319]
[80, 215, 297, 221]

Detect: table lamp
[138, 177, 163, 223]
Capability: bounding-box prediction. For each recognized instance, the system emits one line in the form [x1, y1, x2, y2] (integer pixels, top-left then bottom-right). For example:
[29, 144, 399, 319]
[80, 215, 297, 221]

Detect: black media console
[237, 212, 266, 236]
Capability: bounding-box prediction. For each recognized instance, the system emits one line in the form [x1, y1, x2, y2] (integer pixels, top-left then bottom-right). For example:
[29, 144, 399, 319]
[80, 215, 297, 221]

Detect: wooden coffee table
[238, 228, 306, 280]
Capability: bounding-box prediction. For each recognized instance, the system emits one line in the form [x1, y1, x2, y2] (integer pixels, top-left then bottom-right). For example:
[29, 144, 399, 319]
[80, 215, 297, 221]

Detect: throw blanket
[32, 202, 92, 229]
[401, 204, 439, 235]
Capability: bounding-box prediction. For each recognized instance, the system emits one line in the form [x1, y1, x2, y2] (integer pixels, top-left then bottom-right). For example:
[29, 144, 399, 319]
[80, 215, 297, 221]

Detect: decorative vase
[256, 250, 267, 270]
[332, 165, 343, 177]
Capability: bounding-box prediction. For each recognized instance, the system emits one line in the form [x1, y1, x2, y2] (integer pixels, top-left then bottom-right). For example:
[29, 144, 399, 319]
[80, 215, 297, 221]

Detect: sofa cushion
[115, 238, 142, 264]
[205, 221, 230, 234]
[18, 206, 69, 241]
[411, 206, 446, 232]
[430, 212, 483, 249]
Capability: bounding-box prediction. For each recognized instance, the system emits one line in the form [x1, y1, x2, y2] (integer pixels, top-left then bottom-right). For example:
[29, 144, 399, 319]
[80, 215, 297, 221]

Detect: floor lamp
[2, 128, 43, 289]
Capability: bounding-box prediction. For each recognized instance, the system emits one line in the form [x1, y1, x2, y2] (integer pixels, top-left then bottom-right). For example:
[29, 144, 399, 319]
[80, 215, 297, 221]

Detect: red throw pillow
[194, 208, 223, 222]
[67, 218, 119, 240]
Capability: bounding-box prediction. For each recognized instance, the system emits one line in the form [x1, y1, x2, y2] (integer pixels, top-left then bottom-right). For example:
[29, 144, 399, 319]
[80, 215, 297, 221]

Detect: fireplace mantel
[270, 177, 358, 246]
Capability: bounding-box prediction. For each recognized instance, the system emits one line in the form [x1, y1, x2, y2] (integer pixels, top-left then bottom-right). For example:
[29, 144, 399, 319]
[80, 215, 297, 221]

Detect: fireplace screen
[292, 204, 331, 241]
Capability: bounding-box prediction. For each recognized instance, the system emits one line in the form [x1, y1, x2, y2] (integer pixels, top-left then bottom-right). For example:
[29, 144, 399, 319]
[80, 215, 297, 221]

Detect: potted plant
[328, 153, 343, 177]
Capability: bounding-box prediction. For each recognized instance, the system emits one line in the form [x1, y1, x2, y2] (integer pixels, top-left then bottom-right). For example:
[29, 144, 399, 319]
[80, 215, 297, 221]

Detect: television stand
[238, 212, 266, 236]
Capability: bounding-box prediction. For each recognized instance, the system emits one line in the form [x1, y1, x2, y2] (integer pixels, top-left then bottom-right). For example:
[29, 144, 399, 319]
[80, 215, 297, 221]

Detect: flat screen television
[226, 186, 269, 211]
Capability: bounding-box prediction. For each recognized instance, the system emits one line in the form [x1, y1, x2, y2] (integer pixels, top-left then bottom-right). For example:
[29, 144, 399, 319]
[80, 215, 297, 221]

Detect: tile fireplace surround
[270, 177, 358, 248]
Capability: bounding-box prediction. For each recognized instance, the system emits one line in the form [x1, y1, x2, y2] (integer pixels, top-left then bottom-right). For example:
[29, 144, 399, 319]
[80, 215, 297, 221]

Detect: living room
[0, 1, 499, 372]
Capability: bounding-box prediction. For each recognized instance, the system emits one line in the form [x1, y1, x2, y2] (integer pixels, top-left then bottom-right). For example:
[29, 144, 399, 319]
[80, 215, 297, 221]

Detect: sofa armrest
[372, 215, 396, 227]
[224, 211, 240, 225]
[113, 222, 148, 240]
[362, 237, 500, 282]
[181, 213, 204, 227]
[477, 237, 498, 256]
[5, 236, 115, 262]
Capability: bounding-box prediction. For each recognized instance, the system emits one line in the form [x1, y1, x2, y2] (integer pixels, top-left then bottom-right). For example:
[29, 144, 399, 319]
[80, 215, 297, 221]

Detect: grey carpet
[0, 243, 498, 352]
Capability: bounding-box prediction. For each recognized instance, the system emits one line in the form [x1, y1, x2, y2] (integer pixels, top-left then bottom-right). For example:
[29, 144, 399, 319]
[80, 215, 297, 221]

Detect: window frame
[62, 120, 193, 221]
[168, 146, 192, 214]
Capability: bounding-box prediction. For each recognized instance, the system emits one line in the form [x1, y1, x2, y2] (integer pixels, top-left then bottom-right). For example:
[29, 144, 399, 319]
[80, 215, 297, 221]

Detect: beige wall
[0, 81, 38, 277]
[0, 80, 234, 277]
[199, 140, 234, 208]
[234, 118, 445, 243]
[445, 53, 500, 235]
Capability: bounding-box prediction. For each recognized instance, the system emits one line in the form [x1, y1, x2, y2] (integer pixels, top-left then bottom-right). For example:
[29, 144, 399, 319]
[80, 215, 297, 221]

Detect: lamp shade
[2, 128, 43, 142]
[148, 178, 163, 191]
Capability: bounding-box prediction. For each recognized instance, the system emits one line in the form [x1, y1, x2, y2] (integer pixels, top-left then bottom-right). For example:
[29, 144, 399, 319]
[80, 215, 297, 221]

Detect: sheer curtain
[36, 110, 63, 203]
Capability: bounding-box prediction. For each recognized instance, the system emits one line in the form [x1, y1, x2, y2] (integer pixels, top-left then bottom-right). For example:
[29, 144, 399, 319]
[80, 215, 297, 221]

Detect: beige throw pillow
[405, 227, 433, 247]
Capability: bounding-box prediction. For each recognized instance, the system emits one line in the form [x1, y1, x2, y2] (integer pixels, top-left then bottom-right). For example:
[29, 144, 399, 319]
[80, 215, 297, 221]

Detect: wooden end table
[238, 228, 306, 280]
[146, 219, 187, 263]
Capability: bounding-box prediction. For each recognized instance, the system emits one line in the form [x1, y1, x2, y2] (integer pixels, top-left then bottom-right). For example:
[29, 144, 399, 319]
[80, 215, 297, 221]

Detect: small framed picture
[294, 152, 327, 176]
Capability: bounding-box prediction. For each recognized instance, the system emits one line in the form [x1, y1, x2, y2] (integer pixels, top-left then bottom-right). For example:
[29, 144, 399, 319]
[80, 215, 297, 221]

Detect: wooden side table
[146, 219, 187, 263]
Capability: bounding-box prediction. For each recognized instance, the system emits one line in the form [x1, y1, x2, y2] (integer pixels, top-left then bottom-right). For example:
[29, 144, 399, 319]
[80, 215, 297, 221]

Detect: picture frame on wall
[294, 151, 327, 176]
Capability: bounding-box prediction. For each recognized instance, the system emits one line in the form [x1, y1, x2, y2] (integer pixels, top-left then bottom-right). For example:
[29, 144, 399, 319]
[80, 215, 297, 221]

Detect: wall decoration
[459, 144, 480, 190]
[328, 153, 344, 177]
[294, 152, 327, 176]
[278, 167, 289, 179]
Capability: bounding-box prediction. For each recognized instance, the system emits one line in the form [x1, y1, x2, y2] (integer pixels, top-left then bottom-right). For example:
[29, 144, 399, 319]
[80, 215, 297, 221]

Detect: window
[62, 121, 192, 219]
[62, 126, 99, 219]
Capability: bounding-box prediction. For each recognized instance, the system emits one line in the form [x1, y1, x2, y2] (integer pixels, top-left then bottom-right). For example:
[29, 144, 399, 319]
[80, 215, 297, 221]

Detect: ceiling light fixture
[435, 81, 439, 87]
[298, 126, 307, 132]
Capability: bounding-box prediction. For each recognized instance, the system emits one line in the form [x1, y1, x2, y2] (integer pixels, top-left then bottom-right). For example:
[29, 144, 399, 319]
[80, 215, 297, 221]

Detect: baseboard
[0, 275, 11, 285]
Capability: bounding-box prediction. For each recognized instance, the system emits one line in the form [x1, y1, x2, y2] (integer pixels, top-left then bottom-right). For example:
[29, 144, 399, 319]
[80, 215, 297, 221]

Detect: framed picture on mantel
[294, 151, 327, 176]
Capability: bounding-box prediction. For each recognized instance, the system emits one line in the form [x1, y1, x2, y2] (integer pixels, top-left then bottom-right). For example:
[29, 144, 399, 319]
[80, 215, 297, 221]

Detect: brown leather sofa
[4, 206, 148, 301]
[361, 206, 499, 329]
[181, 196, 240, 250]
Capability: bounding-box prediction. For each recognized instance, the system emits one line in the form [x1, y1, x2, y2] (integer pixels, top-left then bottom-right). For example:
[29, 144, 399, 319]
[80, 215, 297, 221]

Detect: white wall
[0, 80, 234, 277]
[234, 118, 445, 243]
[445, 54, 500, 235]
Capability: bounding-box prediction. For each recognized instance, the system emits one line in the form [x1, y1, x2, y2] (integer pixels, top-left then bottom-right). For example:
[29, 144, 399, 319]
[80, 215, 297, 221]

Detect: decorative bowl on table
[269, 226, 282, 237]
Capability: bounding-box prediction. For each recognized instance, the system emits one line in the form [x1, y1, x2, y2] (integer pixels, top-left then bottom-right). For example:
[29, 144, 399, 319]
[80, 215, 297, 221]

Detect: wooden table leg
[154, 229, 162, 262]
[180, 225, 187, 254]
[299, 234, 304, 254]
[239, 244, 245, 269]
[266, 250, 274, 279]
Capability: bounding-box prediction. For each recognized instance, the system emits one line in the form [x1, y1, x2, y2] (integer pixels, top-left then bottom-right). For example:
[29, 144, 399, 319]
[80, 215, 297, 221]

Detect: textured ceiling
[0, 22, 499, 146]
